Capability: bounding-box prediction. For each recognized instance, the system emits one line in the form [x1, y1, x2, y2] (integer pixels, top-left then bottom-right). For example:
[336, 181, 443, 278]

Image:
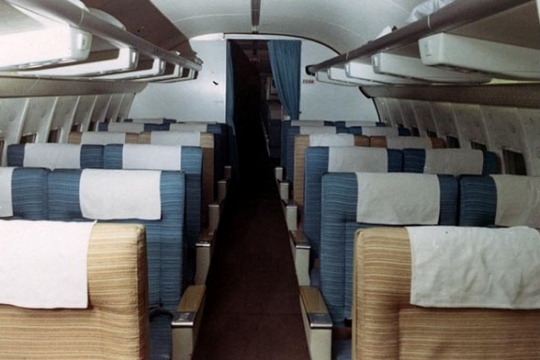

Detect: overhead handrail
[5, 0, 203, 72]
[306, 0, 532, 75]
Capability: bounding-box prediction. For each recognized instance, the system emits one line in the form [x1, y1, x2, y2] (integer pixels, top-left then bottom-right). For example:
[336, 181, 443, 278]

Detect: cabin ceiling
[84, 0, 429, 54]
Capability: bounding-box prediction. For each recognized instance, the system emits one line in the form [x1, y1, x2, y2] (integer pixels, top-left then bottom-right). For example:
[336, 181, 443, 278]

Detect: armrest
[208, 203, 221, 235]
[289, 230, 311, 286]
[194, 230, 216, 285]
[280, 199, 297, 231]
[275, 166, 284, 182]
[224, 165, 232, 181]
[299, 286, 332, 360]
[172, 285, 206, 360]
[278, 180, 290, 202]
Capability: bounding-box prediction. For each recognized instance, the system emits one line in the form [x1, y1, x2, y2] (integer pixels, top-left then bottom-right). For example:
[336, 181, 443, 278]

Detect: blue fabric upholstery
[150, 312, 173, 360]
[7, 144, 104, 169]
[97, 121, 167, 131]
[459, 175, 498, 226]
[6, 168, 49, 220]
[319, 173, 458, 325]
[403, 149, 500, 174]
[47, 169, 185, 312]
[103, 144, 202, 249]
[303, 147, 403, 259]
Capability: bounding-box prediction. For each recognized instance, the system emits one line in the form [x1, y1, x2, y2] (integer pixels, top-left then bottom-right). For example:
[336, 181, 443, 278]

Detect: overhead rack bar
[5, 0, 203, 72]
[306, 0, 532, 75]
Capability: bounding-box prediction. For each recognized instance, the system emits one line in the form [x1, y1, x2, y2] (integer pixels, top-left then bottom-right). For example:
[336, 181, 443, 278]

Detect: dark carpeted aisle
[192, 120, 310, 359]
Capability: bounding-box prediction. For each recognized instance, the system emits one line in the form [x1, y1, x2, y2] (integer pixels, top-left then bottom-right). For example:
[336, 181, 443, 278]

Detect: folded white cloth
[81, 132, 126, 145]
[356, 173, 440, 224]
[169, 123, 208, 132]
[122, 144, 182, 171]
[0, 168, 13, 217]
[407, 226, 540, 309]
[80, 169, 161, 220]
[0, 220, 95, 309]
[493, 175, 540, 228]
[23, 143, 81, 169]
[386, 136, 433, 149]
[328, 147, 388, 173]
[150, 131, 201, 146]
[309, 134, 355, 147]
[300, 126, 336, 135]
[424, 149, 483, 175]
[107, 122, 145, 133]
[361, 127, 399, 136]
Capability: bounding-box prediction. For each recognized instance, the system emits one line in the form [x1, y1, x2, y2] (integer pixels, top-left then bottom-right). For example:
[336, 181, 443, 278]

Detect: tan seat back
[0, 223, 149, 360]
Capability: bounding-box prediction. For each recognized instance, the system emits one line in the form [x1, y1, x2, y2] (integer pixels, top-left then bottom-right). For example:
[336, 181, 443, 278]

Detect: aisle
[192, 135, 310, 359]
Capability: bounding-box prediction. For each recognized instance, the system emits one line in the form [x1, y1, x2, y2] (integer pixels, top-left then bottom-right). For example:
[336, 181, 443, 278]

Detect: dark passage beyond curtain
[268, 40, 301, 119]
[226, 41, 238, 177]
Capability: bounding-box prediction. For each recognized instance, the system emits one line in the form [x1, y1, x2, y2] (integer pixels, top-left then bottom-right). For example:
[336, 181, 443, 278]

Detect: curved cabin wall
[0, 76, 144, 164]
[367, 84, 540, 175]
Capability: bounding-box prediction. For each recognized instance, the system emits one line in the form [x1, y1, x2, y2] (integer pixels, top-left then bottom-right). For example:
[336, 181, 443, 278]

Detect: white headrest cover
[309, 134, 354, 147]
[408, 226, 540, 309]
[492, 175, 540, 228]
[0, 168, 14, 217]
[150, 131, 201, 146]
[80, 169, 161, 220]
[356, 173, 440, 224]
[328, 147, 388, 173]
[23, 144, 81, 169]
[122, 144, 182, 171]
[81, 132, 126, 145]
[424, 149, 483, 175]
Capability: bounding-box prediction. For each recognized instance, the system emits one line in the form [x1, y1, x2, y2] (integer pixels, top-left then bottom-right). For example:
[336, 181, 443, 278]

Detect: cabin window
[411, 127, 420, 136]
[427, 130, 438, 138]
[446, 136, 460, 148]
[503, 149, 527, 175]
[48, 128, 61, 143]
[20, 133, 36, 144]
[0, 139, 4, 162]
[71, 123, 82, 132]
[470, 141, 487, 151]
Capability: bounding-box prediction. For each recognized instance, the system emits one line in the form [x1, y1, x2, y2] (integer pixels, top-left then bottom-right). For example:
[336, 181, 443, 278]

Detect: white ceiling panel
[151, 0, 426, 52]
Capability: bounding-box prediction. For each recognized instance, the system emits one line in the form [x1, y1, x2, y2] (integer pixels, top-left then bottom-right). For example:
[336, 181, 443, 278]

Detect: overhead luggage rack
[306, 0, 539, 84]
[0, 0, 202, 81]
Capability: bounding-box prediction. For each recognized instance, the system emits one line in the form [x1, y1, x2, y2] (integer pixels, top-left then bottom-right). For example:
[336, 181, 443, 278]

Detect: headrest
[420, 149, 484, 175]
[328, 147, 388, 173]
[22, 143, 82, 169]
[81, 132, 127, 145]
[309, 133, 354, 147]
[79, 169, 162, 220]
[106, 122, 145, 133]
[407, 226, 540, 309]
[0, 167, 14, 217]
[0, 219, 95, 309]
[121, 144, 182, 171]
[150, 131, 201, 146]
[386, 136, 433, 149]
[169, 123, 208, 132]
[356, 173, 440, 225]
[300, 126, 336, 135]
[492, 175, 540, 228]
[361, 127, 399, 136]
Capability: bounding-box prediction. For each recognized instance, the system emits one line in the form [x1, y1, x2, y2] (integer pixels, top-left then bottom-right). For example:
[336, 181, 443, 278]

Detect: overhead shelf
[0, 0, 202, 80]
[306, 0, 539, 84]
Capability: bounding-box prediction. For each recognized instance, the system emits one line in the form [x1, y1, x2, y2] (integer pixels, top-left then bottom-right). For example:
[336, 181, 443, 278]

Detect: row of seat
[0, 166, 192, 359]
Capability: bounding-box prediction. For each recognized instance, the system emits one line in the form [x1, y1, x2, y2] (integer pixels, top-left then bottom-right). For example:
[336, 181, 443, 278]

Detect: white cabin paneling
[430, 102, 458, 143]
[73, 96, 98, 132]
[106, 94, 125, 122]
[130, 37, 378, 123]
[90, 95, 113, 130]
[118, 93, 136, 120]
[51, 96, 79, 143]
[517, 108, 540, 176]
[0, 98, 29, 165]
[452, 104, 489, 149]
[398, 100, 419, 134]
[385, 98, 406, 128]
[22, 97, 57, 142]
[411, 101, 438, 136]
[373, 98, 393, 125]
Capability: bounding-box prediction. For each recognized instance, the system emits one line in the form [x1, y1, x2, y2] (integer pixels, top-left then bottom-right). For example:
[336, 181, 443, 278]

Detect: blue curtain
[268, 40, 301, 119]
[226, 41, 239, 178]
